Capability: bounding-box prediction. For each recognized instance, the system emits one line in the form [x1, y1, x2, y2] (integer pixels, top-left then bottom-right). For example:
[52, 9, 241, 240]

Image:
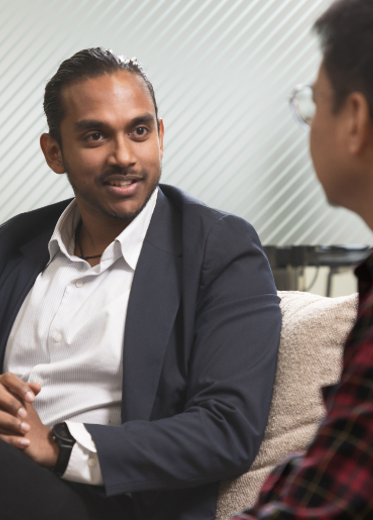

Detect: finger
[0, 433, 30, 449]
[28, 382, 42, 396]
[0, 386, 28, 419]
[0, 410, 30, 435]
[0, 426, 24, 435]
[0, 373, 36, 418]
[0, 372, 36, 403]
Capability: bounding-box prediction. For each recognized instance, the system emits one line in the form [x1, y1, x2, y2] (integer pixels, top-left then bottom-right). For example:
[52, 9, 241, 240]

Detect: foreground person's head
[293, 0, 373, 229]
[40, 48, 164, 226]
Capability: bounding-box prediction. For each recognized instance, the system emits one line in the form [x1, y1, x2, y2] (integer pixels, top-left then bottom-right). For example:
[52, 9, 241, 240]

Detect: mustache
[97, 167, 148, 183]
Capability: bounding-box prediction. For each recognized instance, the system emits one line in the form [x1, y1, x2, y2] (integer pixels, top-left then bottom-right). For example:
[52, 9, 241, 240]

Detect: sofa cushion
[215, 290, 358, 520]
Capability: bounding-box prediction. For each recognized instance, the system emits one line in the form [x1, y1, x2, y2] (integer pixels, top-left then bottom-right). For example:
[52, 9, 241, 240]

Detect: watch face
[54, 422, 72, 441]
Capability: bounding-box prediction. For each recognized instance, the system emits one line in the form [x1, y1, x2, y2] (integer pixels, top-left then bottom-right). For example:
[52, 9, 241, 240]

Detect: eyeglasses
[289, 84, 316, 127]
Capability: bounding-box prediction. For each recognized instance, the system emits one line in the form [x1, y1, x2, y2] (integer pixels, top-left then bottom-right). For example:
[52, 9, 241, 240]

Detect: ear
[158, 118, 164, 159]
[40, 133, 66, 174]
[345, 92, 373, 156]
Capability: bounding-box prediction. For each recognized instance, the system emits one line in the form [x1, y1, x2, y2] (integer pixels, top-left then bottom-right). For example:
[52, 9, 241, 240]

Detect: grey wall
[1, 0, 372, 246]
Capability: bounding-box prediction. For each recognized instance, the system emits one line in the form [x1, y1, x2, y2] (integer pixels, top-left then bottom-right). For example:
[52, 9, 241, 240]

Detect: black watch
[51, 422, 76, 477]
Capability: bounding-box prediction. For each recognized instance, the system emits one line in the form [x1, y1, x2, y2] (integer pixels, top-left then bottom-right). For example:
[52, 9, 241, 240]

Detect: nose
[107, 134, 136, 168]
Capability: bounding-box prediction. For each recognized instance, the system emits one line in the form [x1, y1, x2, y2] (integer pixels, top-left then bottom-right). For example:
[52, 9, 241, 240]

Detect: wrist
[48, 428, 60, 468]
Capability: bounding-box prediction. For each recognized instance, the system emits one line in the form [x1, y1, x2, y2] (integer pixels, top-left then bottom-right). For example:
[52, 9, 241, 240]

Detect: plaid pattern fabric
[230, 254, 373, 520]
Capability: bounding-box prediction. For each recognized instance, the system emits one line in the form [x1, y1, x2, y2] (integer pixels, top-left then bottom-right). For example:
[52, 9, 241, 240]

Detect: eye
[83, 132, 105, 145]
[132, 127, 149, 139]
[89, 132, 102, 141]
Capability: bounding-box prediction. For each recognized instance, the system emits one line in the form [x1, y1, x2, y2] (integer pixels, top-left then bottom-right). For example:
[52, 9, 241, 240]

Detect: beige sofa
[216, 290, 358, 520]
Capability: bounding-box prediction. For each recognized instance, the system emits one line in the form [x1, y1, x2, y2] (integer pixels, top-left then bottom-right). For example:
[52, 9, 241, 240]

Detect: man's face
[58, 71, 163, 224]
[309, 64, 352, 208]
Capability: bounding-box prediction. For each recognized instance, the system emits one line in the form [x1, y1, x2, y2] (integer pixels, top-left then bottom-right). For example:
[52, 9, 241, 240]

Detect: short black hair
[44, 47, 159, 145]
[314, 0, 373, 119]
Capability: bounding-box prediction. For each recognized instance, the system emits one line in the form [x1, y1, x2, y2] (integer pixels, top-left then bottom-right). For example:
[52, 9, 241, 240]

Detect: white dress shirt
[3, 188, 158, 485]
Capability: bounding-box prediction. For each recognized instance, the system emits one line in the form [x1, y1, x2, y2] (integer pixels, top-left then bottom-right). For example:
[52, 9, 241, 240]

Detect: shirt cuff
[61, 421, 104, 486]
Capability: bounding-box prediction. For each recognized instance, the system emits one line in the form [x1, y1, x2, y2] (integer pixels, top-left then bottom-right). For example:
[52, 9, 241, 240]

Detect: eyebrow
[131, 113, 156, 126]
[74, 113, 156, 132]
[74, 120, 105, 131]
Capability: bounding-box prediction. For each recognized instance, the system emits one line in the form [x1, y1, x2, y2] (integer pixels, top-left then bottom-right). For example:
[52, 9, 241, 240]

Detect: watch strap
[52, 422, 76, 477]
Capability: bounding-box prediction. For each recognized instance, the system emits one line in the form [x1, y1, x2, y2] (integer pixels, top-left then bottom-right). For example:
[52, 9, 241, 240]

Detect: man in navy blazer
[0, 48, 281, 520]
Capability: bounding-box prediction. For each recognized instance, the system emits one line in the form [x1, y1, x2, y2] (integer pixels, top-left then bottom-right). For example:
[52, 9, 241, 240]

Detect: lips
[102, 176, 142, 197]
[106, 179, 135, 188]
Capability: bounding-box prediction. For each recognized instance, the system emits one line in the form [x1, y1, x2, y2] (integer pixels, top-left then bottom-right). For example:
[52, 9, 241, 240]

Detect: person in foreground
[0, 48, 281, 520]
[231, 0, 373, 519]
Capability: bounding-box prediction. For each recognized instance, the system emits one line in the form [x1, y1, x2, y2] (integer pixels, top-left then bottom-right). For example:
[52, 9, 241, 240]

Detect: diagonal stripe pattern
[1, 0, 372, 246]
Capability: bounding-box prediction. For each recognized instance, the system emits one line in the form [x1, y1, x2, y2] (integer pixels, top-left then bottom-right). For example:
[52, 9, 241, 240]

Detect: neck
[354, 196, 373, 232]
[337, 171, 373, 233]
[74, 207, 132, 266]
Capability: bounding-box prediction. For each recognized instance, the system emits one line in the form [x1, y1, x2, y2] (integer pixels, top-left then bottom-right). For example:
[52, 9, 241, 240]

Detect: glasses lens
[290, 85, 315, 126]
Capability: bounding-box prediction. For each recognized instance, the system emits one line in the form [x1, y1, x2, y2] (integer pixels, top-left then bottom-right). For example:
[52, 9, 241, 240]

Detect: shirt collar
[114, 188, 158, 270]
[48, 188, 158, 271]
[48, 199, 80, 264]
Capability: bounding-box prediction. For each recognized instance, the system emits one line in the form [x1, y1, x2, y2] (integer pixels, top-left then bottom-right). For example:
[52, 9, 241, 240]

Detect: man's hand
[0, 372, 40, 445]
[22, 401, 60, 467]
[0, 372, 59, 467]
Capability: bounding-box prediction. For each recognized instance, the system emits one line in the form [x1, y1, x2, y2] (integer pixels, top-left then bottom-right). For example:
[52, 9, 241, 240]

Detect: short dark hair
[44, 47, 159, 145]
[314, 0, 373, 119]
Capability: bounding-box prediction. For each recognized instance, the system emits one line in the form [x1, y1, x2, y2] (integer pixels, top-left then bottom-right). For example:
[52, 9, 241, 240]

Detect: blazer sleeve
[85, 213, 281, 497]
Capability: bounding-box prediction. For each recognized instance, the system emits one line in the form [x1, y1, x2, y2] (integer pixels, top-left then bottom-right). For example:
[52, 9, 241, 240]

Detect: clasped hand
[0, 372, 59, 467]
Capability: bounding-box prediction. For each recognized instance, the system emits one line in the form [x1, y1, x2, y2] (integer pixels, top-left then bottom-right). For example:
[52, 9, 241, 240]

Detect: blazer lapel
[121, 189, 182, 423]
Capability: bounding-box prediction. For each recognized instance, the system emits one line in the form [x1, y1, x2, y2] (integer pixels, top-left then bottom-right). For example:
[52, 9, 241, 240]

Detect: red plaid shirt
[231, 254, 373, 520]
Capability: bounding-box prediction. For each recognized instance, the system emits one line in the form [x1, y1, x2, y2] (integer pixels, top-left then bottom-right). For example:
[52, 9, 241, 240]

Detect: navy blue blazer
[0, 184, 281, 520]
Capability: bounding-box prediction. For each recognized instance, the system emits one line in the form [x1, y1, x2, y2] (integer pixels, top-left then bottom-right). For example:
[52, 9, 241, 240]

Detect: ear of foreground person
[226, 0, 373, 518]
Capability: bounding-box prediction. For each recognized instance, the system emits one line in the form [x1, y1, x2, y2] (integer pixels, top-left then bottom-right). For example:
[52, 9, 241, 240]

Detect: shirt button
[36, 379, 42, 386]
[88, 458, 97, 467]
[75, 280, 84, 288]
[54, 333, 62, 342]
